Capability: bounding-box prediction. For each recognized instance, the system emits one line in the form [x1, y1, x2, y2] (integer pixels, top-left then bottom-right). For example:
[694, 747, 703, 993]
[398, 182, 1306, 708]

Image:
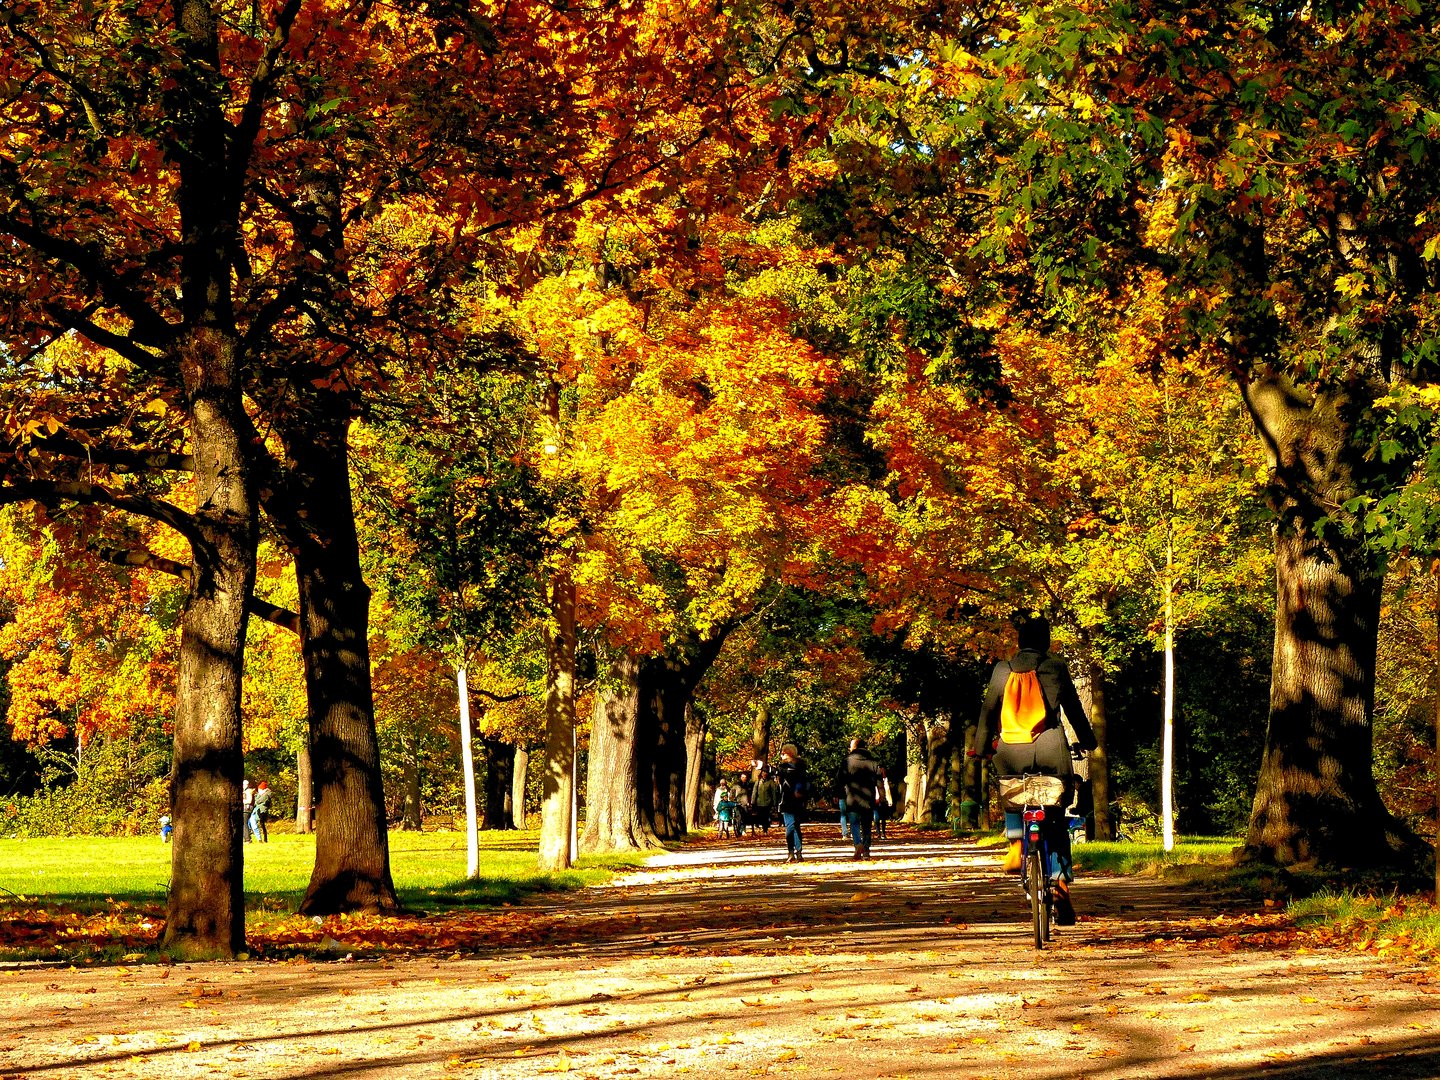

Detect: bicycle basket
[998, 775, 1067, 811]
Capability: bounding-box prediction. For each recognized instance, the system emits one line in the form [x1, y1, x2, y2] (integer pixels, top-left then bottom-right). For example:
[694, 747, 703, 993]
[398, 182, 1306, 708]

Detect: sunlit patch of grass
[0, 828, 646, 948]
[1288, 890, 1440, 955]
[1072, 836, 1241, 876]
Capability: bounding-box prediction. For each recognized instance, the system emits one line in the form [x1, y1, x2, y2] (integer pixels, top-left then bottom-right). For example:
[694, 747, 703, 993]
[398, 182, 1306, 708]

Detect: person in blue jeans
[841, 737, 880, 859]
[776, 744, 809, 863]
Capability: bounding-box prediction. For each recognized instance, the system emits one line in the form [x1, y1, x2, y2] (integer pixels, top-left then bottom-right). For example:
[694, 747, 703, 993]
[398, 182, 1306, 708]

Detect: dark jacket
[974, 649, 1097, 755]
[777, 759, 808, 813]
[841, 749, 880, 812]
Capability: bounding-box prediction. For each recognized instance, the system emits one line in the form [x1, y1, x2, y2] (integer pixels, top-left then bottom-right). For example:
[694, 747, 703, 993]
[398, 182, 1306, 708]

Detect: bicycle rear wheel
[1027, 849, 1046, 949]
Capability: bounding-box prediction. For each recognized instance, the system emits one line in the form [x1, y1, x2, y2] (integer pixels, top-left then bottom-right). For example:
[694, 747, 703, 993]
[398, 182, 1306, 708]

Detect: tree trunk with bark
[581, 653, 661, 852]
[1241, 374, 1420, 867]
[538, 570, 578, 869]
[683, 703, 706, 831]
[512, 747, 530, 829]
[483, 739, 516, 830]
[155, 0, 265, 964]
[400, 737, 423, 831]
[638, 657, 688, 841]
[161, 329, 257, 960]
[637, 632, 730, 841]
[1076, 660, 1113, 841]
[295, 743, 314, 835]
[921, 720, 948, 824]
[279, 412, 398, 914]
[752, 705, 771, 768]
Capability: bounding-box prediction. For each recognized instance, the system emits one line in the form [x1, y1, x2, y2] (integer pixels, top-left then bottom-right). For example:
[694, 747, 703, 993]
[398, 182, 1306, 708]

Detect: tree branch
[94, 546, 301, 633]
[0, 478, 202, 547]
[227, 0, 305, 212]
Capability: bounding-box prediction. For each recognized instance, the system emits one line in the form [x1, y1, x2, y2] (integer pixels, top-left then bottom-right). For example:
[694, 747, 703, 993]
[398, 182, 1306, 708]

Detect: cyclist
[972, 615, 1096, 925]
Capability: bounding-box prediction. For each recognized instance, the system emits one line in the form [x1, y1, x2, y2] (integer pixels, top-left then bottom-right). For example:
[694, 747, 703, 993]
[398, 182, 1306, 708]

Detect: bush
[0, 728, 170, 838]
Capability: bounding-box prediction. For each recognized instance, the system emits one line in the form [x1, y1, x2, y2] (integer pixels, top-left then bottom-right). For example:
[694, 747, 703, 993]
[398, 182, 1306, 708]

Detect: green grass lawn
[0, 828, 648, 915]
[1072, 836, 1241, 875]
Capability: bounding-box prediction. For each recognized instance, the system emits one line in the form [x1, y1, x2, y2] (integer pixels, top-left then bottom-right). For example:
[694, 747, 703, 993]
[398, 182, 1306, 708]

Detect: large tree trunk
[682, 703, 706, 831]
[162, 330, 257, 960]
[637, 632, 730, 841]
[538, 570, 578, 868]
[295, 743, 314, 835]
[282, 413, 398, 914]
[1241, 374, 1419, 867]
[638, 657, 687, 841]
[581, 653, 660, 852]
[157, 0, 261, 964]
[483, 739, 516, 830]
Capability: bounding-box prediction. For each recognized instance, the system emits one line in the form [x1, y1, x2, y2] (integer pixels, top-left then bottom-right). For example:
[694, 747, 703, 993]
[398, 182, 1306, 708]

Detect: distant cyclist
[972, 615, 1097, 924]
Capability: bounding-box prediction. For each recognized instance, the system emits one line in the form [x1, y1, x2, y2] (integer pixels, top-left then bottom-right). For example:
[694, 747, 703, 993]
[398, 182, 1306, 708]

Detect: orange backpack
[1000, 666, 1050, 744]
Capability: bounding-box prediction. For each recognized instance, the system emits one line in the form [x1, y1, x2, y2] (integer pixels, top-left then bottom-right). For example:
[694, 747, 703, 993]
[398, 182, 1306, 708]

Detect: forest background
[0, 0, 1438, 958]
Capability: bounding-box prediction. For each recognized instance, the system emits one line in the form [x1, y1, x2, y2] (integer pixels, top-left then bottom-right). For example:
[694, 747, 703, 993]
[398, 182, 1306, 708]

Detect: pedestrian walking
[248, 780, 271, 843]
[842, 738, 880, 859]
[776, 744, 809, 863]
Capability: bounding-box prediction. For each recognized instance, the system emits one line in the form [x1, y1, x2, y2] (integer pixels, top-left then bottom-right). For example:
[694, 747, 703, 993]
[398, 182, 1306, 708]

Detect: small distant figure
[716, 783, 737, 839]
[734, 772, 752, 837]
[249, 780, 271, 843]
[873, 768, 891, 840]
[752, 767, 780, 833]
[160, 814, 173, 843]
[241, 778, 255, 843]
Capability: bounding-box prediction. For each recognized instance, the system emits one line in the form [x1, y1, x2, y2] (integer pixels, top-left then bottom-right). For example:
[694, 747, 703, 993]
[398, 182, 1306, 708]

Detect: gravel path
[3, 829, 1438, 1079]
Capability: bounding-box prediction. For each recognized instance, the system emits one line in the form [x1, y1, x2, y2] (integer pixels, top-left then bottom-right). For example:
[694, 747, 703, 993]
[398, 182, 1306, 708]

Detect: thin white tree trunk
[457, 665, 479, 878]
[1162, 535, 1176, 853]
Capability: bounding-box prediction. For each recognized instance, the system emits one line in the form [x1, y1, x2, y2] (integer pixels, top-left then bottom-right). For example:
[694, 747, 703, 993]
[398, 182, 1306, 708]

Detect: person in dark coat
[776, 744, 809, 862]
[841, 737, 880, 859]
[972, 615, 1096, 923]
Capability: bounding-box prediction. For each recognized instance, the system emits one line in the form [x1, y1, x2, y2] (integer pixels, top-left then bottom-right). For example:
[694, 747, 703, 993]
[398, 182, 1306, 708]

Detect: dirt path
[4, 829, 1439, 1079]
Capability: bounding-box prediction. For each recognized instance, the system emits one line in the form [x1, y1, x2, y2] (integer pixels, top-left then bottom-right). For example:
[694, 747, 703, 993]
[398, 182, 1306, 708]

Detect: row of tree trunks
[483, 739, 517, 830]
[583, 630, 731, 852]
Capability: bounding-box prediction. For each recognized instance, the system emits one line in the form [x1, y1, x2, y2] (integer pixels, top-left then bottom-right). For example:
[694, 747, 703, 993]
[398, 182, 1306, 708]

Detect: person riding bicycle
[972, 615, 1097, 925]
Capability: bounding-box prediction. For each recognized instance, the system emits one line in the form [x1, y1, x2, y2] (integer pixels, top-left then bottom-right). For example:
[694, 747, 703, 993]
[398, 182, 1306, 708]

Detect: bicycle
[998, 773, 1069, 949]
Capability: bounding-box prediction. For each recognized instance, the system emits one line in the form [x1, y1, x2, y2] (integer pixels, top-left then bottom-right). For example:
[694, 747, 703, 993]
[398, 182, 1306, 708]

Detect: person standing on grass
[241, 778, 255, 843]
[776, 744, 809, 863]
[842, 737, 880, 859]
[249, 780, 272, 843]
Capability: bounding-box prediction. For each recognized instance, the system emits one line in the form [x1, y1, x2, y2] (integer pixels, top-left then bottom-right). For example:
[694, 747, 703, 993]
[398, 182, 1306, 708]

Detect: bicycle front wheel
[1027, 849, 1046, 949]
